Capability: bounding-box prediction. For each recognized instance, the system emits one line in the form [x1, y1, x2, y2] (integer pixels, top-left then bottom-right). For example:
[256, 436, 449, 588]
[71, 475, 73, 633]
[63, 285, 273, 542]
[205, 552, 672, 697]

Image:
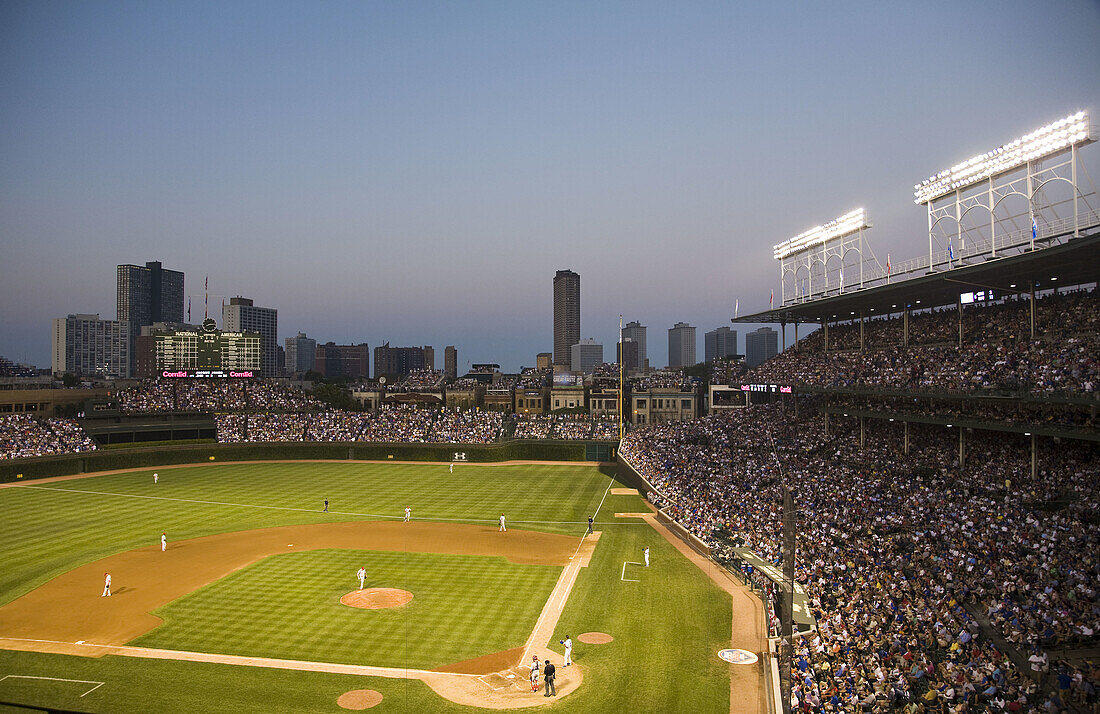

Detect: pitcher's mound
[578, 632, 613, 644]
[341, 588, 413, 609]
[337, 689, 382, 709]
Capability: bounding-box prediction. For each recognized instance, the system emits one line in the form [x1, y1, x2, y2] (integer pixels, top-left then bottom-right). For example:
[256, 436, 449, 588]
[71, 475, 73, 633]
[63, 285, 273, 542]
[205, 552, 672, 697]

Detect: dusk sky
[2, 1, 1098, 372]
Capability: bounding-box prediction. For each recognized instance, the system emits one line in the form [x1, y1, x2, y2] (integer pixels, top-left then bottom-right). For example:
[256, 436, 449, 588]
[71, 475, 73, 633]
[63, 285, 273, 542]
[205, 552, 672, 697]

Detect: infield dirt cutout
[337, 689, 383, 710]
[340, 588, 413, 610]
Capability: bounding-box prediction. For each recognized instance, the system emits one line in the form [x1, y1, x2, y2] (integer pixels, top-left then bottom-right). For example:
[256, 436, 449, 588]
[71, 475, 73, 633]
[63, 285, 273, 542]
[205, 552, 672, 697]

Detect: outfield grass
[132, 549, 561, 668]
[0, 461, 608, 606]
[0, 462, 739, 712]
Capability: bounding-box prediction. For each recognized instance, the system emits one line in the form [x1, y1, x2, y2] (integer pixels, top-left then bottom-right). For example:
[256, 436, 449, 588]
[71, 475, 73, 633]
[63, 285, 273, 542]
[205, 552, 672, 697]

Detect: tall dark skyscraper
[117, 261, 184, 371]
[553, 269, 580, 368]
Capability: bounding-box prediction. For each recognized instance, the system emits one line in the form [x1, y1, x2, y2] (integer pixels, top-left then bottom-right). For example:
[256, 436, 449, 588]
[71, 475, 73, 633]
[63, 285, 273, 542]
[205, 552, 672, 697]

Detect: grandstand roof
[733, 231, 1100, 325]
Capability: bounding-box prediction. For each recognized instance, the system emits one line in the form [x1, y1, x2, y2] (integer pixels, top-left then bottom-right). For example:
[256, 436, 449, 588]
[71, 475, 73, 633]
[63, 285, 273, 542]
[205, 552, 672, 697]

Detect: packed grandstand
[2, 280, 1097, 712]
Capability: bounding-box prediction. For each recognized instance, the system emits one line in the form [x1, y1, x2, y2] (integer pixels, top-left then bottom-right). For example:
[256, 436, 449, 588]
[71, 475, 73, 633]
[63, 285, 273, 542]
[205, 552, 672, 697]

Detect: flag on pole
[769, 289, 774, 309]
[1032, 215, 1037, 240]
[948, 241, 955, 262]
[734, 299, 739, 318]
[187, 297, 191, 322]
[886, 254, 891, 275]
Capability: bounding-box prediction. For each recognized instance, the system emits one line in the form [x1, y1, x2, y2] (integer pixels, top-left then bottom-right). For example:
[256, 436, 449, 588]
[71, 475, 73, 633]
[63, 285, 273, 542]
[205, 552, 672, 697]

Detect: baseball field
[0, 460, 765, 712]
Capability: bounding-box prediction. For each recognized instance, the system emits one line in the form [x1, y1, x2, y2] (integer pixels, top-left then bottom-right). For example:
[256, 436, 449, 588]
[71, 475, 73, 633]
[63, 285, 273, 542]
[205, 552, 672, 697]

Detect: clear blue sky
[2, 1, 1098, 371]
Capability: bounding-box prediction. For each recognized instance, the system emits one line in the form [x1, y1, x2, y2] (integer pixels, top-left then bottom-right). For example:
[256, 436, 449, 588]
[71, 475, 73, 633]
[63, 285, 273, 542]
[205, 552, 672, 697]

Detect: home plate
[75, 640, 85, 644]
[288, 544, 294, 547]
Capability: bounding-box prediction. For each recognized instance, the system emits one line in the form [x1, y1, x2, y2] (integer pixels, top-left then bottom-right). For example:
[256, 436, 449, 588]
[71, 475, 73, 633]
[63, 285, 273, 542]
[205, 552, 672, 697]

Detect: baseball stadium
[2, 111, 1100, 714]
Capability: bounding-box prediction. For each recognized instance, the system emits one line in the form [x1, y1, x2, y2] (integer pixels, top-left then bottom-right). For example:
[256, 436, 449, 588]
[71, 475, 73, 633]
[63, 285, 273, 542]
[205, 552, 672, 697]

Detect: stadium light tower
[773, 208, 871, 307]
[916, 111, 1095, 272]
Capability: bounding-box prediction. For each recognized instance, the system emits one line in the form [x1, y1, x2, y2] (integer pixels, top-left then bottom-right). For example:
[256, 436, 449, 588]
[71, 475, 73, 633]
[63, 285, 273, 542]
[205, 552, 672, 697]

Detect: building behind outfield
[223, 297, 278, 378]
[52, 314, 131, 379]
[117, 261, 185, 373]
[705, 326, 737, 363]
[553, 269, 580, 368]
[316, 342, 369, 379]
[668, 322, 696, 368]
[745, 327, 778, 367]
[285, 332, 317, 375]
[374, 344, 432, 379]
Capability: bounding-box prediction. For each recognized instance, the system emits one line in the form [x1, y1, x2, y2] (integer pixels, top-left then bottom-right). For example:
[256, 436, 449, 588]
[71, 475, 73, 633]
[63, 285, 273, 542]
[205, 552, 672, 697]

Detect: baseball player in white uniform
[644, 546, 650, 567]
[356, 566, 366, 590]
[499, 514, 506, 532]
[102, 572, 112, 597]
[560, 635, 572, 666]
[161, 532, 167, 551]
[449, 463, 454, 474]
[153, 472, 158, 484]
[404, 507, 411, 522]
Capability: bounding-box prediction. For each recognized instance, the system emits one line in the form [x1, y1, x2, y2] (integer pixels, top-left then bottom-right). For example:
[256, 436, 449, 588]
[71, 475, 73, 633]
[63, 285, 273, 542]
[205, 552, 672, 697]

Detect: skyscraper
[52, 314, 131, 378]
[374, 344, 431, 379]
[223, 297, 278, 377]
[553, 270, 580, 368]
[285, 332, 317, 375]
[623, 321, 647, 368]
[745, 327, 779, 367]
[117, 261, 184, 371]
[570, 338, 603, 374]
[667, 322, 696, 368]
[444, 346, 457, 380]
[705, 327, 738, 362]
[617, 338, 639, 373]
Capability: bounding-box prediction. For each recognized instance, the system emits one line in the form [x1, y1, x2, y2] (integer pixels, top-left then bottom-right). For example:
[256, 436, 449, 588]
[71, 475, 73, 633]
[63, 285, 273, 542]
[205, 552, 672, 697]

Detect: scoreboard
[155, 319, 261, 378]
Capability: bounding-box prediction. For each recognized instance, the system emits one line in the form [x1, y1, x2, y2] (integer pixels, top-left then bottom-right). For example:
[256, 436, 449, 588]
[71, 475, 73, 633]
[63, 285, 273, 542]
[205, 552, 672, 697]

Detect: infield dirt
[0, 521, 576, 647]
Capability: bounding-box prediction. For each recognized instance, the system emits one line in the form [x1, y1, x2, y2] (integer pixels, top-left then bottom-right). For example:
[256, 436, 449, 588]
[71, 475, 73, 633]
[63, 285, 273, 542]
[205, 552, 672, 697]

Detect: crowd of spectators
[215, 405, 508, 444]
[620, 400, 1099, 713]
[829, 395, 1096, 435]
[117, 380, 321, 414]
[0, 414, 97, 459]
[758, 288, 1100, 398]
[634, 370, 693, 391]
[392, 369, 445, 391]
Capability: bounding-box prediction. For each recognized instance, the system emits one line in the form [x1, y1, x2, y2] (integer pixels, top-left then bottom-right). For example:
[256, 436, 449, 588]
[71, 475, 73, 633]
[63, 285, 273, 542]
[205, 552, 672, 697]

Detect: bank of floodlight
[914, 111, 1091, 205]
[773, 208, 868, 260]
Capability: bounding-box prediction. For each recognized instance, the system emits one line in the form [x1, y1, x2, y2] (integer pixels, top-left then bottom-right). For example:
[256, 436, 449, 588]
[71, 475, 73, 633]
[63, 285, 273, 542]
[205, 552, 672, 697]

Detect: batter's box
[476, 672, 516, 691]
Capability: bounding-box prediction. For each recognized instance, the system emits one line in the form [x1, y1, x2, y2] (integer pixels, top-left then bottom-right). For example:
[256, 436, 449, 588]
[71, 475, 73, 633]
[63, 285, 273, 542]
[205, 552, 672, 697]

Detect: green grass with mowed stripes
[0, 461, 736, 712]
[132, 549, 560, 668]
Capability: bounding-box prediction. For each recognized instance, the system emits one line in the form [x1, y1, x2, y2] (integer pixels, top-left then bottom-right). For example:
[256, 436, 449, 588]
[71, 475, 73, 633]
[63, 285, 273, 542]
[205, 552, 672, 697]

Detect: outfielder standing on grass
[404, 506, 411, 522]
[644, 546, 650, 566]
[161, 532, 167, 551]
[560, 635, 572, 666]
[356, 566, 366, 590]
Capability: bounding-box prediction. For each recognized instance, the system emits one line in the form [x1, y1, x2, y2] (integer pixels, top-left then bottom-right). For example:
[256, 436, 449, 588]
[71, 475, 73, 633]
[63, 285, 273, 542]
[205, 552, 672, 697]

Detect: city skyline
[2, 2, 1098, 372]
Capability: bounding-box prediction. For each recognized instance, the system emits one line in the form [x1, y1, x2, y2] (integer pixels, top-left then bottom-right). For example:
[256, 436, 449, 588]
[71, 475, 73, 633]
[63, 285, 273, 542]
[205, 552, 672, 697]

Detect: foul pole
[618, 315, 624, 442]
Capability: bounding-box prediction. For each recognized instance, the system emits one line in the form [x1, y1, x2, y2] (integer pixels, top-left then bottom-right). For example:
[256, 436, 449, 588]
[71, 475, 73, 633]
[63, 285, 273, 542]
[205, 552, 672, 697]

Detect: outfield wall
[0, 439, 617, 482]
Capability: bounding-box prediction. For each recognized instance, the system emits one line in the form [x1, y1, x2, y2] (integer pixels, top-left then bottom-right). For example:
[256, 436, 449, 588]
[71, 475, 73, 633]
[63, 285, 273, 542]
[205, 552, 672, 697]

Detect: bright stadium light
[914, 111, 1091, 204]
[773, 208, 868, 260]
